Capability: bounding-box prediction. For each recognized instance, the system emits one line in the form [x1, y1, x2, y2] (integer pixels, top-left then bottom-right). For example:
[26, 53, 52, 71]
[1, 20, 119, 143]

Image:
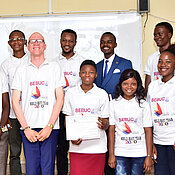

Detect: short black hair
[101, 32, 116, 43]
[155, 22, 173, 35]
[162, 43, 175, 56]
[61, 29, 77, 41]
[80, 60, 97, 72]
[9, 30, 25, 39]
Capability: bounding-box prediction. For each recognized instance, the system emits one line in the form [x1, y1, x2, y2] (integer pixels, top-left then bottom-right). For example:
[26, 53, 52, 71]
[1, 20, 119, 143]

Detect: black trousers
[104, 129, 115, 175]
[57, 112, 69, 175]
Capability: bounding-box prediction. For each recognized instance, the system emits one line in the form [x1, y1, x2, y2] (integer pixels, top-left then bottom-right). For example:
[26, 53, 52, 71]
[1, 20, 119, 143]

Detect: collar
[159, 76, 175, 85]
[104, 54, 115, 63]
[118, 95, 137, 103]
[58, 52, 77, 61]
[77, 83, 97, 94]
[28, 59, 49, 68]
[11, 52, 28, 61]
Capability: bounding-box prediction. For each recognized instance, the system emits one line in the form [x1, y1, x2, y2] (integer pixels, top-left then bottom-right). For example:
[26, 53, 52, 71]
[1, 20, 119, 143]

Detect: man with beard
[144, 22, 173, 95]
[57, 29, 85, 175]
[94, 32, 132, 175]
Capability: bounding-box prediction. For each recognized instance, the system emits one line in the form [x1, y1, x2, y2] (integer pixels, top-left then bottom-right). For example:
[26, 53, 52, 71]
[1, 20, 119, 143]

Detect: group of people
[0, 21, 174, 175]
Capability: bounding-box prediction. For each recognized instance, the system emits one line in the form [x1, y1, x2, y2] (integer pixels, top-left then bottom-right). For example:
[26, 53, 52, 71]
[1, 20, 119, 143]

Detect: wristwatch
[47, 123, 54, 129]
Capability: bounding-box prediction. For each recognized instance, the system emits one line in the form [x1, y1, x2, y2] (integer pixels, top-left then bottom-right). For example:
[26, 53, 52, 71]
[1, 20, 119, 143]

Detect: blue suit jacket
[94, 54, 132, 99]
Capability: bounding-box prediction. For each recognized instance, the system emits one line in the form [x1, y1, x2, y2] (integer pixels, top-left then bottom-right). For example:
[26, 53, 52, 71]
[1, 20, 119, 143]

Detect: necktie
[104, 60, 109, 79]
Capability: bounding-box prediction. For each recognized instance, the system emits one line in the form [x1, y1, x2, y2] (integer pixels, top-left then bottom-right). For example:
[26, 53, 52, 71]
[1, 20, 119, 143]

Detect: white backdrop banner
[0, 12, 142, 73]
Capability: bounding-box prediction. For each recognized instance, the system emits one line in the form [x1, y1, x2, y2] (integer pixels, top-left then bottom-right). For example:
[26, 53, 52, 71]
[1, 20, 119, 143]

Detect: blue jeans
[154, 144, 175, 175]
[115, 156, 145, 175]
[20, 129, 59, 175]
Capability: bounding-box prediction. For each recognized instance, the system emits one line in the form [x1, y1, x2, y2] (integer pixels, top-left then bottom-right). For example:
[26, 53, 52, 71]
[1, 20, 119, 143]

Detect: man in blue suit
[95, 32, 132, 99]
[94, 32, 132, 175]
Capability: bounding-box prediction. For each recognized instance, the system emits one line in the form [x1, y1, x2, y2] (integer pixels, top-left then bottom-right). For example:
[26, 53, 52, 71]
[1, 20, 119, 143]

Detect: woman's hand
[144, 156, 152, 172]
[71, 138, 82, 145]
[108, 154, 116, 169]
[97, 117, 109, 130]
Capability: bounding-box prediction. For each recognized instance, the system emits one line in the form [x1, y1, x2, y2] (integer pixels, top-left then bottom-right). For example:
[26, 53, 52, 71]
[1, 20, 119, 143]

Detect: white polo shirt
[1, 54, 29, 119]
[63, 84, 109, 154]
[109, 96, 152, 157]
[147, 76, 175, 145]
[144, 51, 161, 82]
[57, 52, 85, 92]
[0, 70, 8, 120]
[12, 59, 65, 129]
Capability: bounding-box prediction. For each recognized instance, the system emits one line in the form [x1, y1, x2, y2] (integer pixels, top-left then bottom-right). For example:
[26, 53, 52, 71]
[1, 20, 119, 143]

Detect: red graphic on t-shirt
[154, 103, 162, 116]
[32, 86, 40, 99]
[123, 122, 132, 134]
[65, 76, 69, 87]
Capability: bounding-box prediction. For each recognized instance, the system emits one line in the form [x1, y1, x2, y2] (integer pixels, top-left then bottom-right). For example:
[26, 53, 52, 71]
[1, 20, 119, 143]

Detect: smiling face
[121, 77, 138, 100]
[8, 31, 26, 53]
[27, 32, 46, 57]
[79, 65, 97, 88]
[60, 32, 76, 56]
[158, 51, 175, 82]
[154, 26, 172, 48]
[100, 34, 117, 59]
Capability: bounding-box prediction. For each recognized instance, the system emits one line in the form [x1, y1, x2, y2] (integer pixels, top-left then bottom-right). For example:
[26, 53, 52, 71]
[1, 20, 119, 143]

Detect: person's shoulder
[66, 85, 78, 95]
[1, 56, 11, 67]
[95, 85, 107, 94]
[96, 59, 103, 66]
[147, 51, 160, 61]
[115, 54, 131, 63]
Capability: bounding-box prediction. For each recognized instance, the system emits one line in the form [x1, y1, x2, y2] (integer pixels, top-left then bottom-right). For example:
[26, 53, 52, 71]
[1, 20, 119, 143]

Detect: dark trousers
[154, 144, 175, 175]
[57, 112, 69, 175]
[8, 118, 22, 175]
[104, 129, 115, 175]
[21, 129, 59, 175]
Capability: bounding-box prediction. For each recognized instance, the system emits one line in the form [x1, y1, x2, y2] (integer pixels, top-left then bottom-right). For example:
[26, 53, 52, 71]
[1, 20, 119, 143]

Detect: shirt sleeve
[54, 62, 66, 88]
[62, 90, 72, 116]
[11, 66, 22, 91]
[144, 55, 152, 76]
[109, 100, 116, 125]
[0, 70, 8, 93]
[99, 91, 110, 118]
[142, 101, 153, 127]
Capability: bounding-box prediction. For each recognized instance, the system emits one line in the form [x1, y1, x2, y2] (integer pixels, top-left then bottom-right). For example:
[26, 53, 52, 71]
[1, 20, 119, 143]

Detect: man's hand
[37, 126, 52, 142]
[24, 128, 38, 142]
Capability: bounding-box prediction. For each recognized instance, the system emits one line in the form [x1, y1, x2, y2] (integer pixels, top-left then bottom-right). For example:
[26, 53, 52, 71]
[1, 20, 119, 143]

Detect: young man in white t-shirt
[12, 32, 65, 175]
[1, 30, 28, 175]
[144, 22, 173, 95]
[0, 70, 10, 175]
[56, 29, 85, 175]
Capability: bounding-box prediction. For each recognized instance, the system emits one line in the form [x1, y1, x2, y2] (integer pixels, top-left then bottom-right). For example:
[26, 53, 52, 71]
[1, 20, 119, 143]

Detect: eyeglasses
[28, 39, 45, 44]
[9, 38, 25, 42]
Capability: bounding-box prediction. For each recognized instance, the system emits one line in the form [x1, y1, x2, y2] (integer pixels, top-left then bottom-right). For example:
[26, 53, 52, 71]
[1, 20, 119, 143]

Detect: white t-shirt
[109, 96, 152, 157]
[12, 59, 65, 129]
[147, 76, 175, 145]
[144, 51, 161, 82]
[0, 70, 9, 120]
[63, 84, 109, 154]
[1, 54, 29, 119]
[57, 52, 85, 92]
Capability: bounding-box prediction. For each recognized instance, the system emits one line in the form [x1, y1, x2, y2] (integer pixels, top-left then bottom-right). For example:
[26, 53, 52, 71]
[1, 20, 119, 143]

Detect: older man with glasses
[12, 32, 65, 175]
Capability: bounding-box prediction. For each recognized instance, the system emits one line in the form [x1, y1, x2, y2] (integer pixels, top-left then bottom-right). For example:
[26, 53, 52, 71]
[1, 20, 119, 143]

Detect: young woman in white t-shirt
[147, 44, 175, 175]
[63, 60, 109, 175]
[108, 69, 153, 175]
